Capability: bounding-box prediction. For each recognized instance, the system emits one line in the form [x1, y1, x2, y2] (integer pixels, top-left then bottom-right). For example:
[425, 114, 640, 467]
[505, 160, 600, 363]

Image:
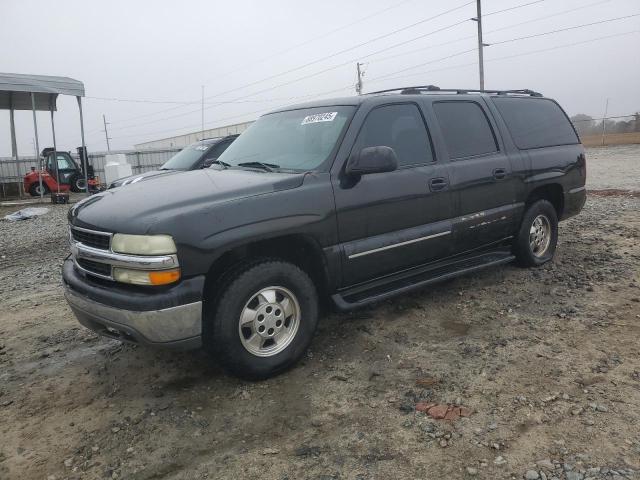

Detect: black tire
[29, 182, 49, 197]
[203, 260, 319, 380]
[513, 199, 558, 267]
[70, 175, 87, 192]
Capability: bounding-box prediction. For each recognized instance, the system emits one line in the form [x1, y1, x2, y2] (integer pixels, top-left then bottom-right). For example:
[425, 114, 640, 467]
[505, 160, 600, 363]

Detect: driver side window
[354, 104, 434, 167]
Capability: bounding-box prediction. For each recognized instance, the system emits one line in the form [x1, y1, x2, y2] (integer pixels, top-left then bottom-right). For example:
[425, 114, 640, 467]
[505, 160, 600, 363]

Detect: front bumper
[63, 259, 203, 349]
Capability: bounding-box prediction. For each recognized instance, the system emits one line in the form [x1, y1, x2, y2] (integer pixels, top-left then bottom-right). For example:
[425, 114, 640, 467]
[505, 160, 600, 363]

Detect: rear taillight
[578, 153, 587, 179]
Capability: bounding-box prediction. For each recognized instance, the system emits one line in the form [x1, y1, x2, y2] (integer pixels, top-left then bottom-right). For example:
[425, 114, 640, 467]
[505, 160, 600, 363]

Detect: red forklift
[24, 147, 100, 196]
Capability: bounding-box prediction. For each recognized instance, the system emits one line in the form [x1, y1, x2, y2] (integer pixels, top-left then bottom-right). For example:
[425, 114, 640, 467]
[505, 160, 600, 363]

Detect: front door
[332, 102, 454, 287]
[46, 152, 77, 186]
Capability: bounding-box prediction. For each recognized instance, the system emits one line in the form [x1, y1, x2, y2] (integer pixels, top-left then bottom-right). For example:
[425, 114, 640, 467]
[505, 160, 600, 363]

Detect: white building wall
[134, 121, 254, 150]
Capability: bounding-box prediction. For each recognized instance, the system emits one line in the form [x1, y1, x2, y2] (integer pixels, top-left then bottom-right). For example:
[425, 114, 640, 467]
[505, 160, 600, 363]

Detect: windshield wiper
[237, 161, 279, 172]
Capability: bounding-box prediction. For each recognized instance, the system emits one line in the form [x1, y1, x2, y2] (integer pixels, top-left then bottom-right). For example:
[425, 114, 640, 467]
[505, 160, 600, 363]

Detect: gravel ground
[0, 148, 639, 480]
[585, 145, 640, 191]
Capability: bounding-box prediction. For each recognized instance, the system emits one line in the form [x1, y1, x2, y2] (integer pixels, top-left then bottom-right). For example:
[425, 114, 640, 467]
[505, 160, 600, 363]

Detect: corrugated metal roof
[0, 72, 85, 111]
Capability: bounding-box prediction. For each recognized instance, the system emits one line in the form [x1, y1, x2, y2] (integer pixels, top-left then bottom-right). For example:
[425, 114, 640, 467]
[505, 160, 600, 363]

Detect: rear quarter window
[492, 97, 579, 149]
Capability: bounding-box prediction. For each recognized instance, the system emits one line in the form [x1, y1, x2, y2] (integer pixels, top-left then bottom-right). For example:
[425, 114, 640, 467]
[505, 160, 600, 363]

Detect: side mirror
[345, 146, 398, 176]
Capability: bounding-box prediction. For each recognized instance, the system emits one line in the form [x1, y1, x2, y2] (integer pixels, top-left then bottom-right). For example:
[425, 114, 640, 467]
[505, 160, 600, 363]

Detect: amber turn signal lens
[148, 269, 181, 285]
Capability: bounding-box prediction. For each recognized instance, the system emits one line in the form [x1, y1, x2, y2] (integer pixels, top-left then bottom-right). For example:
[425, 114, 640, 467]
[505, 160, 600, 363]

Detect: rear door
[332, 101, 454, 287]
[428, 98, 518, 252]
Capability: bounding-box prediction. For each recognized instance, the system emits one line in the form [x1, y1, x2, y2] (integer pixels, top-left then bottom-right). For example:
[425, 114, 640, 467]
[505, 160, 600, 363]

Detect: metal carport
[0, 72, 89, 199]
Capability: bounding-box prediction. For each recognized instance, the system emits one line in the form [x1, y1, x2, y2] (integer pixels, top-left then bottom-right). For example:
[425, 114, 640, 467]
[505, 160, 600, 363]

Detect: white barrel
[104, 154, 133, 186]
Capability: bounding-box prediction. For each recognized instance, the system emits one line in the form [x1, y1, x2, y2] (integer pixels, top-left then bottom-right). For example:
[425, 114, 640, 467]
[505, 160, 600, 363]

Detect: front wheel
[513, 199, 558, 267]
[70, 175, 87, 192]
[29, 182, 49, 197]
[204, 260, 319, 380]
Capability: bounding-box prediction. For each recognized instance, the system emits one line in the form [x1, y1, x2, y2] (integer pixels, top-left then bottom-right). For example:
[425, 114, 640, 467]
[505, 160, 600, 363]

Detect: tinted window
[354, 103, 434, 167]
[204, 139, 233, 160]
[433, 101, 498, 159]
[492, 97, 578, 149]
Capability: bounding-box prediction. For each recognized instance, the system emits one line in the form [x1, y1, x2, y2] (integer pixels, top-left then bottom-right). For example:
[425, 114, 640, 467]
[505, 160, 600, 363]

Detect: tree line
[570, 113, 640, 136]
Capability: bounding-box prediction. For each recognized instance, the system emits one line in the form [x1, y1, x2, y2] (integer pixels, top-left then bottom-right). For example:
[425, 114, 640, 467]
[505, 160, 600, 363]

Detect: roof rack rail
[366, 85, 543, 97]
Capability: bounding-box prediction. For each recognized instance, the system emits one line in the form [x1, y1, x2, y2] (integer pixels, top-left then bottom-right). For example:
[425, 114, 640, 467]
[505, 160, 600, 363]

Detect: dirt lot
[0, 147, 639, 480]
[581, 133, 640, 148]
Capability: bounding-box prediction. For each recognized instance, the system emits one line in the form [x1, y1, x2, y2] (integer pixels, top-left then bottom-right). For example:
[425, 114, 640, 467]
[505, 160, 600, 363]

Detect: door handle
[493, 168, 507, 180]
[429, 177, 448, 191]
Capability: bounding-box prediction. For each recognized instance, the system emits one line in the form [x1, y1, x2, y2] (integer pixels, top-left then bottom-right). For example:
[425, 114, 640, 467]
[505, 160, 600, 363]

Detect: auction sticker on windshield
[301, 112, 338, 125]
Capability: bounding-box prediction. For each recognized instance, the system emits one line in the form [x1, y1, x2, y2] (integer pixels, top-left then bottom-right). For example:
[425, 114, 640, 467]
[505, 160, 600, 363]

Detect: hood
[108, 169, 179, 188]
[70, 168, 305, 233]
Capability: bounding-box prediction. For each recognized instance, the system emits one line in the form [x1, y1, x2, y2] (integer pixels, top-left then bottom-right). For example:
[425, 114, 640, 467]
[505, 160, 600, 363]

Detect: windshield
[217, 106, 354, 172]
[161, 142, 211, 170]
[47, 153, 75, 170]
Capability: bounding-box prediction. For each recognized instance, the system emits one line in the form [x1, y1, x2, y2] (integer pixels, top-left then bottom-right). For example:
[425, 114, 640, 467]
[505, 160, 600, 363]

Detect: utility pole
[201, 85, 205, 139]
[355, 62, 364, 95]
[102, 114, 111, 152]
[472, 0, 485, 90]
[601, 98, 609, 146]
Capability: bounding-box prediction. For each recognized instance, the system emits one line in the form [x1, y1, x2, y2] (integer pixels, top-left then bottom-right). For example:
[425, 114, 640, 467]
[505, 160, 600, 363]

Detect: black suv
[63, 86, 586, 379]
[108, 135, 238, 188]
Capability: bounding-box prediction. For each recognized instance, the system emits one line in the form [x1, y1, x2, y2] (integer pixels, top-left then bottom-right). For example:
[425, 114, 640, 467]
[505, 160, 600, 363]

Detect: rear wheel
[513, 199, 558, 267]
[29, 182, 49, 197]
[203, 260, 319, 380]
[70, 175, 87, 192]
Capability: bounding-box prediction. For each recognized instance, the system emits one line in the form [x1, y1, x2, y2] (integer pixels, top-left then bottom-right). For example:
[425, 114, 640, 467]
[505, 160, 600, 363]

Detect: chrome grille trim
[70, 225, 112, 250]
[68, 224, 179, 281]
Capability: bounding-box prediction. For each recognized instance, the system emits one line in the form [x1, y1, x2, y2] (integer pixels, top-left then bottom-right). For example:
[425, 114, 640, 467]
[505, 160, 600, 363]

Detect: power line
[168, 0, 415, 98]
[364, 0, 611, 65]
[369, 14, 640, 83]
[365, 29, 640, 86]
[104, 0, 415, 127]
[85, 96, 292, 105]
[98, 11, 640, 144]
[488, 13, 640, 45]
[484, 0, 545, 17]
[90, 83, 355, 142]
[88, 0, 613, 114]
[101, 9, 477, 134]
[200, 1, 474, 103]
[372, 47, 478, 82]
[103, 1, 474, 129]
[96, 0, 596, 134]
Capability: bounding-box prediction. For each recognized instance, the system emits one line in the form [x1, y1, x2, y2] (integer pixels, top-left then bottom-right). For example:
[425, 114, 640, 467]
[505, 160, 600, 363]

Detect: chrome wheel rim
[238, 286, 300, 357]
[529, 214, 551, 257]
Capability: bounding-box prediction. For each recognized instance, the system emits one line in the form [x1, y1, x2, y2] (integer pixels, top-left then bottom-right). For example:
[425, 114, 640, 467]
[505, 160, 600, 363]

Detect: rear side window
[492, 97, 579, 149]
[354, 103, 434, 167]
[433, 101, 498, 159]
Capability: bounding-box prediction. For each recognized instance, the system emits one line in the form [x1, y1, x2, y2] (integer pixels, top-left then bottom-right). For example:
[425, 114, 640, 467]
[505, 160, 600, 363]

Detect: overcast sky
[1, 0, 639, 156]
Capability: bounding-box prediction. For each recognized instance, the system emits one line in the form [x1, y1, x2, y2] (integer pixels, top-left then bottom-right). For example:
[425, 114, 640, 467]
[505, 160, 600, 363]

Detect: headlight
[111, 234, 177, 255]
[113, 267, 181, 286]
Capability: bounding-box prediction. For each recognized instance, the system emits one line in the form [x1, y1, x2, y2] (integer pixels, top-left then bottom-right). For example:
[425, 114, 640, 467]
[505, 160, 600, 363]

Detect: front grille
[71, 227, 111, 250]
[77, 258, 112, 277]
